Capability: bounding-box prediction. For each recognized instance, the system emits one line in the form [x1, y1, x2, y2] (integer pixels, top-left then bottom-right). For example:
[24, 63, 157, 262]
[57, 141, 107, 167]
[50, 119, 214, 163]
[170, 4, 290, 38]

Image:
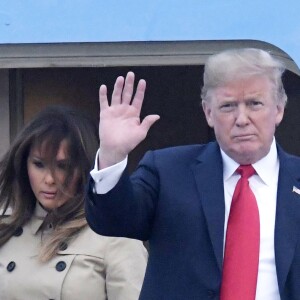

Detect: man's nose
[235, 106, 250, 127]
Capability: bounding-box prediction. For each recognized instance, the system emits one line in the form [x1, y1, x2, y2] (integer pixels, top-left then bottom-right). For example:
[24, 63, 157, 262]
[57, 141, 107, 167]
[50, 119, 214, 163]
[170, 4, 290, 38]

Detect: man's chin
[229, 146, 263, 164]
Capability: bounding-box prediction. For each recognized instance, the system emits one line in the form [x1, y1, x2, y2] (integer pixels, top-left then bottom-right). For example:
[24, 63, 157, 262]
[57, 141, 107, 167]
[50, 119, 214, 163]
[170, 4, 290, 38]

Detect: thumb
[140, 115, 160, 132]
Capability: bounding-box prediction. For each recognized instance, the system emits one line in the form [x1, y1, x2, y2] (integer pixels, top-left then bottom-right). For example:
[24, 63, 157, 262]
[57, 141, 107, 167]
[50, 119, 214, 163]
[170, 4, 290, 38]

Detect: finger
[131, 79, 146, 114]
[140, 114, 160, 132]
[121, 71, 135, 104]
[99, 85, 109, 111]
[111, 76, 125, 105]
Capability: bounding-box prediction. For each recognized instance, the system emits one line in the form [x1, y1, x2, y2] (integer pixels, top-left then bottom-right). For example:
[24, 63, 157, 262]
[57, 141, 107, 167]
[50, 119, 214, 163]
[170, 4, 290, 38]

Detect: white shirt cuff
[90, 149, 128, 194]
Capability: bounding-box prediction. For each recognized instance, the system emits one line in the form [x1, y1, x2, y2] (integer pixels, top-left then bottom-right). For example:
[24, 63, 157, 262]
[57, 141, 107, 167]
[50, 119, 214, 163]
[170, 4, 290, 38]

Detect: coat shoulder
[145, 141, 219, 164]
[61, 226, 146, 258]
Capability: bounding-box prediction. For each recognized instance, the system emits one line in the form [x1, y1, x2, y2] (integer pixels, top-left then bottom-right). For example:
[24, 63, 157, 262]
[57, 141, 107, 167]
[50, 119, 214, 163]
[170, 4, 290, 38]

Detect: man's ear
[202, 101, 214, 128]
[275, 103, 285, 127]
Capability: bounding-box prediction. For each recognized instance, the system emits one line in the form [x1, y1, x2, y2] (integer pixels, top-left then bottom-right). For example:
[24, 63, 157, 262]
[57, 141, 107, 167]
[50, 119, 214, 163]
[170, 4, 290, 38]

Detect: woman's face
[27, 139, 79, 211]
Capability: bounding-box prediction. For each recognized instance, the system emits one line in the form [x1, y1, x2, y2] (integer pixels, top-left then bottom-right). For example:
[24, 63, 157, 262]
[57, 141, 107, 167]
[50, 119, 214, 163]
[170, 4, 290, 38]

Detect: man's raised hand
[98, 71, 160, 169]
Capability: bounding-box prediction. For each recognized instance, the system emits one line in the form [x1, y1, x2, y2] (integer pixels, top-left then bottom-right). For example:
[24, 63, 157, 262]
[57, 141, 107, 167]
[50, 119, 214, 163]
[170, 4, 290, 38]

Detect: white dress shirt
[221, 139, 280, 300]
[91, 139, 281, 300]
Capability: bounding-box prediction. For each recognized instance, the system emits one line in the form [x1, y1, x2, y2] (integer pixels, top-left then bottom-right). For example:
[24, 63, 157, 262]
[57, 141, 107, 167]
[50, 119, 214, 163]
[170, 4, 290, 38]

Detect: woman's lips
[41, 191, 57, 199]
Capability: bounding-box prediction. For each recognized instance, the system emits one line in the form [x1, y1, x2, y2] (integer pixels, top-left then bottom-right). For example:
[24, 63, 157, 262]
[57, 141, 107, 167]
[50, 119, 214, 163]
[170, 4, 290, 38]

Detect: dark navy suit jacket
[85, 142, 300, 300]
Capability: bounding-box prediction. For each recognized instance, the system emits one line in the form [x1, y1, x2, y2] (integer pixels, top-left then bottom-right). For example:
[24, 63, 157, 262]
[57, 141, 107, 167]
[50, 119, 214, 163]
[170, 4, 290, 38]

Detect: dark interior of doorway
[22, 65, 300, 173]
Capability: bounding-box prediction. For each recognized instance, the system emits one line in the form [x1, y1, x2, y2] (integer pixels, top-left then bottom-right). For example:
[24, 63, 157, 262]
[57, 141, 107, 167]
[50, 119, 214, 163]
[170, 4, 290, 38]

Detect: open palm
[98, 72, 160, 168]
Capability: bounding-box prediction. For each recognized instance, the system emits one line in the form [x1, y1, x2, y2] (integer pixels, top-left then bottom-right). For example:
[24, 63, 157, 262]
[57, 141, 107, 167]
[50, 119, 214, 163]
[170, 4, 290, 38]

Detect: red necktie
[220, 165, 260, 300]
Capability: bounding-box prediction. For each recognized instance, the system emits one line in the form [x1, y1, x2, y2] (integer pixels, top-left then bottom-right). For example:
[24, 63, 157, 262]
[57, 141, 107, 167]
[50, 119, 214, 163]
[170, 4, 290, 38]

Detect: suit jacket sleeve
[85, 150, 158, 241]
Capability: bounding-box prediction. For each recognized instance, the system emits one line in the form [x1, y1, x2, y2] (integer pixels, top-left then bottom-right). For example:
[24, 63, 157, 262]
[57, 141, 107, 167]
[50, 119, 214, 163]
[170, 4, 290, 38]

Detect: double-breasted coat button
[59, 242, 68, 251]
[7, 261, 16, 272]
[55, 261, 66, 272]
[13, 227, 23, 237]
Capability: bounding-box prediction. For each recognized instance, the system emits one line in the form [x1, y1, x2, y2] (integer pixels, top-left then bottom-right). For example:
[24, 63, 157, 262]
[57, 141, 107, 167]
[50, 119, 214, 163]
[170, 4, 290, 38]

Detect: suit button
[89, 198, 95, 206]
[207, 290, 216, 298]
[55, 261, 66, 272]
[59, 242, 68, 251]
[7, 261, 16, 272]
[13, 227, 23, 236]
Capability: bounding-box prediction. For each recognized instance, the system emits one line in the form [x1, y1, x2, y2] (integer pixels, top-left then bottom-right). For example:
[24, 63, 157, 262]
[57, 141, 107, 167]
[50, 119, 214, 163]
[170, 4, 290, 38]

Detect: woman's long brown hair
[0, 105, 99, 261]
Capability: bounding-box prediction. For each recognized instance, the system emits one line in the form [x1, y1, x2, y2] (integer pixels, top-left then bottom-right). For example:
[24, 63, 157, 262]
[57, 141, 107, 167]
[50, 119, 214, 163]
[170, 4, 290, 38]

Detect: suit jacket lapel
[275, 146, 300, 293]
[189, 142, 300, 289]
[191, 142, 225, 272]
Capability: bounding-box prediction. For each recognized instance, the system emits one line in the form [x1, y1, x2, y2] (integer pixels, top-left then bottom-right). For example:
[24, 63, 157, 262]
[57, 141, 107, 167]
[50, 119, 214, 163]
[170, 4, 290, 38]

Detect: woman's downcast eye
[32, 160, 44, 168]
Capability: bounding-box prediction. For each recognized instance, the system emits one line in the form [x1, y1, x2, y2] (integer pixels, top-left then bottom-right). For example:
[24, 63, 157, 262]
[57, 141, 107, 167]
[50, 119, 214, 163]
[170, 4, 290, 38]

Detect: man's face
[202, 76, 285, 164]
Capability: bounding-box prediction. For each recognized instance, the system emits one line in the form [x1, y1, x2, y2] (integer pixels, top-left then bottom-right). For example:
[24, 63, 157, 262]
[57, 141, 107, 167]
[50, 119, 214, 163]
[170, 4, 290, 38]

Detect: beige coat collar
[30, 203, 48, 235]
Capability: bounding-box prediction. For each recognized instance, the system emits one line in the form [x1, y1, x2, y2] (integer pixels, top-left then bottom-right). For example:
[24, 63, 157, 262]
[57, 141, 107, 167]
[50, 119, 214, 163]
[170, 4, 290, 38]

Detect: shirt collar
[221, 138, 279, 186]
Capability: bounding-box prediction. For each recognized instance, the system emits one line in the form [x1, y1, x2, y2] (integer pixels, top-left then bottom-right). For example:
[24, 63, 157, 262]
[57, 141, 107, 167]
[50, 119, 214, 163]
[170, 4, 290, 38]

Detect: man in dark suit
[85, 48, 300, 300]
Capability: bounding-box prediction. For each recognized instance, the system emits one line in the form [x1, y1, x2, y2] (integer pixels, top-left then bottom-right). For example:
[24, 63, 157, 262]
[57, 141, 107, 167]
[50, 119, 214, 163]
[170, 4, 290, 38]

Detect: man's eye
[248, 100, 263, 108]
[220, 103, 236, 111]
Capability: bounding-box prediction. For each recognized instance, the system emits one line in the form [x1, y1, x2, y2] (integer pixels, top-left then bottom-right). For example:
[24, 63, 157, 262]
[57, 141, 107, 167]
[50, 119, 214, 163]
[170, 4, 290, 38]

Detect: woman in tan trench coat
[0, 106, 147, 300]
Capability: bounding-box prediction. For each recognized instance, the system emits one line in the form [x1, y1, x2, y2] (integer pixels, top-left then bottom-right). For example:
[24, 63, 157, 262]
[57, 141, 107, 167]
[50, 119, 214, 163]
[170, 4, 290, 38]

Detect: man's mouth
[233, 134, 255, 141]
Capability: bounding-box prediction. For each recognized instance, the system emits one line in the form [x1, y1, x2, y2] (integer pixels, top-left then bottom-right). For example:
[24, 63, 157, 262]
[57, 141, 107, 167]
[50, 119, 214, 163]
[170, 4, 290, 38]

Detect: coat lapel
[275, 146, 300, 293]
[191, 142, 225, 271]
